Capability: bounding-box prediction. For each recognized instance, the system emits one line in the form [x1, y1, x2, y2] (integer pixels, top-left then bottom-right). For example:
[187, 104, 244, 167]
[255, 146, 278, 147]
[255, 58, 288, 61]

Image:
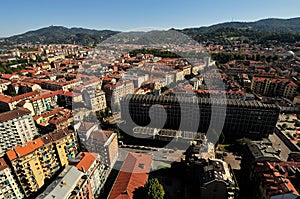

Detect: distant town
[0, 20, 300, 199]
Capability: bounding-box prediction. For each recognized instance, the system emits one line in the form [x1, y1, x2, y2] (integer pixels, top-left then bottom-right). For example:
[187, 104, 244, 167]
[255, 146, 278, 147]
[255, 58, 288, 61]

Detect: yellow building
[49, 129, 78, 167]
[39, 134, 61, 178]
[5, 129, 78, 198]
[6, 139, 46, 197]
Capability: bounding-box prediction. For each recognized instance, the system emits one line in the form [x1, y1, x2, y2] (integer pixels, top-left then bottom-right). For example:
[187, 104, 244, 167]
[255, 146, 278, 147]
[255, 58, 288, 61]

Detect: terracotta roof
[30, 90, 63, 101]
[1, 74, 12, 80]
[6, 150, 17, 161]
[89, 130, 113, 145]
[48, 115, 69, 125]
[40, 134, 54, 145]
[59, 91, 78, 97]
[108, 152, 152, 199]
[0, 94, 13, 103]
[12, 91, 39, 102]
[37, 107, 64, 118]
[0, 108, 31, 122]
[0, 158, 9, 171]
[75, 152, 98, 172]
[6, 138, 44, 160]
[254, 162, 300, 197]
[49, 128, 73, 141]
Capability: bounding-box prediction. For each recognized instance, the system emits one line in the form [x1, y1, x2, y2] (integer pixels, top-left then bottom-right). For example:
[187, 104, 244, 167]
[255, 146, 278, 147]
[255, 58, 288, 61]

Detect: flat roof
[121, 94, 279, 110]
[36, 166, 83, 199]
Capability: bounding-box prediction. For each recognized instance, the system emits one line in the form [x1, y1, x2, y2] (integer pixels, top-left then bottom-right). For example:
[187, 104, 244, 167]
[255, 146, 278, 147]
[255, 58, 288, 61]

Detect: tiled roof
[0, 107, 31, 122]
[254, 162, 300, 197]
[49, 128, 73, 141]
[287, 81, 297, 87]
[40, 134, 54, 145]
[89, 130, 113, 145]
[30, 90, 63, 101]
[75, 152, 98, 172]
[1, 74, 12, 79]
[0, 158, 9, 171]
[108, 152, 152, 199]
[0, 91, 40, 103]
[6, 138, 44, 160]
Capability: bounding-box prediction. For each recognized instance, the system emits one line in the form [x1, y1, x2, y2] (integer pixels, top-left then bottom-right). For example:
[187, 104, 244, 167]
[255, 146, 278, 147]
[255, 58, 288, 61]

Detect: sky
[1, 0, 300, 37]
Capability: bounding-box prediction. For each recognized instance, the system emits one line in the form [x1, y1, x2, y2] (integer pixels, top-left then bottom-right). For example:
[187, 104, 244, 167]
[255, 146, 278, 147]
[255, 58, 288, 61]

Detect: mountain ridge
[180, 17, 300, 34]
[1, 17, 300, 46]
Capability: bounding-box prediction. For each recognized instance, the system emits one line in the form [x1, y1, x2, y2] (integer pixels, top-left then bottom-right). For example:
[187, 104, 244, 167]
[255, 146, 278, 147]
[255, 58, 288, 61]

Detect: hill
[1, 26, 119, 46]
[1, 17, 300, 46]
[181, 17, 300, 34]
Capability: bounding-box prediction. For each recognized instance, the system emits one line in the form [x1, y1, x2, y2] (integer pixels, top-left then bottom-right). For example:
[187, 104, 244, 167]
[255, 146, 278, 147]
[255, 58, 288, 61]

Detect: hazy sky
[1, 0, 299, 37]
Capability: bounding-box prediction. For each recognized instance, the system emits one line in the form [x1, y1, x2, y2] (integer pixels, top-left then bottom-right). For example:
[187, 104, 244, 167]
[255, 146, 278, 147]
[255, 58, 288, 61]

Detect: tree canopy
[133, 178, 165, 199]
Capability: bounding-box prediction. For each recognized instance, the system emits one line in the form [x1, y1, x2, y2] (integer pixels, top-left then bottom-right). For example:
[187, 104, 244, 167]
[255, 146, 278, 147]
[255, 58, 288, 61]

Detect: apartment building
[72, 152, 110, 198]
[252, 162, 300, 199]
[0, 158, 23, 199]
[200, 159, 239, 199]
[29, 90, 61, 115]
[36, 166, 92, 199]
[0, 91, 39, 112]
[82, 86, 107, 112]
[5, 129, 78, 198]
[83, 128, 118, 168]
[40, 134, 61, 178]
[103, 80, 134, 107]
[251, 77, 298, 99]
[0, 108, 38, 156]
[49, 129, 79, 167]
[283, 81, 298, 99]
[6, 139, 47, 198]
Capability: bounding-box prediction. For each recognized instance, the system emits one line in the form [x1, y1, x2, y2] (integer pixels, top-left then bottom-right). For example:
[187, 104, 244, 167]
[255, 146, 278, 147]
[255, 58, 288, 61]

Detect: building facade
[72, 152, 110, 198]
[0, 158, 23, 199]
[251, 77, 298, 99]
[103, 80, 134, 107]
[6, 139, 47, 198]
[84, 129, 119, 168]
[82, 86, 107, 112]
[0, 108, 38, 156]
[120, 94, 280, 138]
[5, 129, 78, 198]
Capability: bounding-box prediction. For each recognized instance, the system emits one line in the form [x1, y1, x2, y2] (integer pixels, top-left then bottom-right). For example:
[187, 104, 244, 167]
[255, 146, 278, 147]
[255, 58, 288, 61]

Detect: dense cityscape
[1, 2, 300, 198]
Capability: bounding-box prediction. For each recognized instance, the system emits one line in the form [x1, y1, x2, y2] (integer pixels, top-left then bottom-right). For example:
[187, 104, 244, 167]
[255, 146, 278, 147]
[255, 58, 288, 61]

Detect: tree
[144, 178, 165, 199]
[133, 178, 165, 199]
[236, 138, 251, 146]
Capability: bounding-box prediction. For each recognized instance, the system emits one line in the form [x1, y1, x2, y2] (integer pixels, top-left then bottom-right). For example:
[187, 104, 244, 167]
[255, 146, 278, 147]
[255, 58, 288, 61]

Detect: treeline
[187, 28, 300, 45]
[129, 48, 181, 58]
[0, 58, 28, 74]
[211, 52, 279, 64]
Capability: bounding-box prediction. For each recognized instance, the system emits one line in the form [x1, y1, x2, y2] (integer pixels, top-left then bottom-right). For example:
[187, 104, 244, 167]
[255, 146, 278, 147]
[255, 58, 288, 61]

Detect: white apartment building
[0, 108, 38, 155]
